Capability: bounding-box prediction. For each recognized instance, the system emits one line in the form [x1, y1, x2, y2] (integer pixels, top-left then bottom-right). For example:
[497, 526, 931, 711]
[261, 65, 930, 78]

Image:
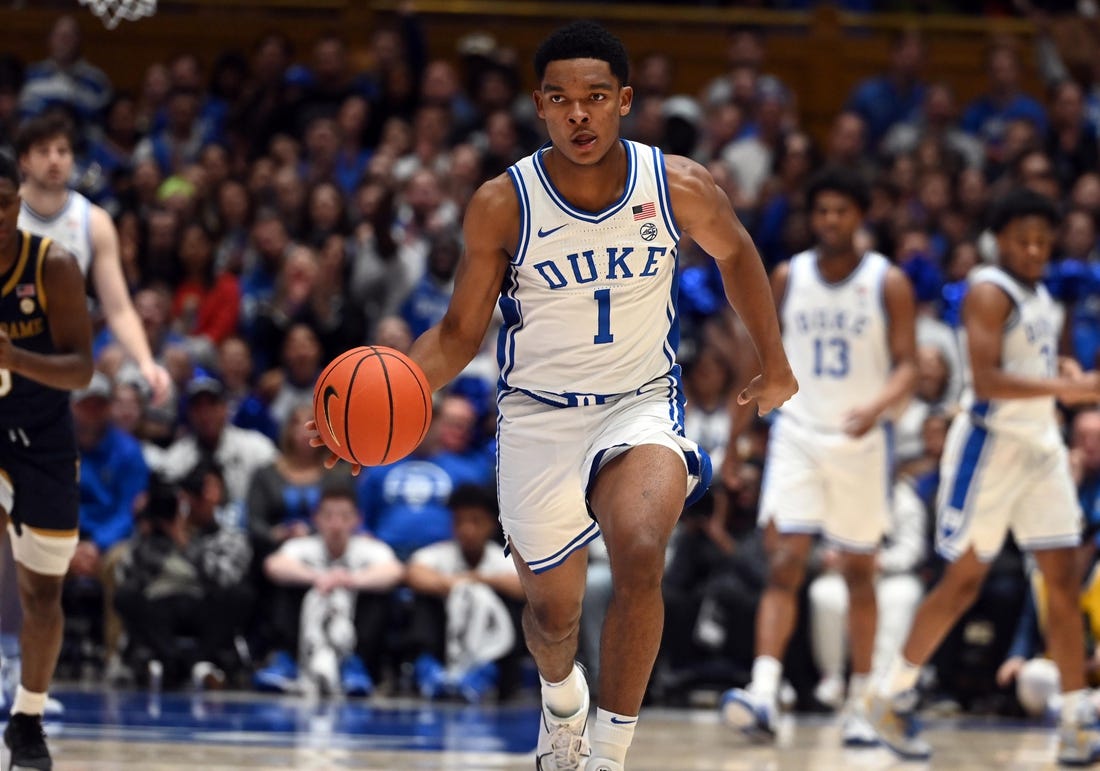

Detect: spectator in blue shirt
[846, 29, 927, 149]
[961, 43, 1048, 157]
[18, 15, 111, 128]
[357, 393, 493, 560]
[66, 372, 150, 668]
[400, 229, 459, 338]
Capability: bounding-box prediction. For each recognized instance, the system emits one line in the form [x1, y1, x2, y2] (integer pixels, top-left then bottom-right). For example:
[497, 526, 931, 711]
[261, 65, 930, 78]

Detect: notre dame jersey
[0, 231, 67, 429]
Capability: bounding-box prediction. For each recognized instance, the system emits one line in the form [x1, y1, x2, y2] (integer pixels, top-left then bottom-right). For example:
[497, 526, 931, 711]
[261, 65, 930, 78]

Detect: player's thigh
[1011, 445, 1082, 553]
[497, 392, 598, 575]
[758, 418, 827, 536]
[821, 429, 889, 552]
[935, 420, 1017, 562]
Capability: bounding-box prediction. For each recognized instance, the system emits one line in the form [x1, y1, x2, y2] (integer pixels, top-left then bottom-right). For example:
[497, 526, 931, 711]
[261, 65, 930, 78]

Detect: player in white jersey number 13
[866, 190, 1100, 766]
[313, 20, 796, 771]
[721, 167, 918, 747]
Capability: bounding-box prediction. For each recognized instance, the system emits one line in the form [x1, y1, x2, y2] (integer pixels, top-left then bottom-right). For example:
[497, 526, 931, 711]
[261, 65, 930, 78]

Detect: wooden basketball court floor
[24, 688, 1076, 770]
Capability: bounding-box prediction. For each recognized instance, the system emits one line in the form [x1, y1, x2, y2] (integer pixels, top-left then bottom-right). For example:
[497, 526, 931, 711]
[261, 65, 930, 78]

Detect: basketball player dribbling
[867, 190, 1100, 766]
[721, 167, 917, 747]
[313, 20, 796, 771]
[0, 153, 93, 770]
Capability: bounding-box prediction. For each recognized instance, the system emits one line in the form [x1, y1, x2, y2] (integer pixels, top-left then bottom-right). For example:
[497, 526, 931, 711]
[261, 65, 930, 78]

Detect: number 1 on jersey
[593, 288, 614, 344]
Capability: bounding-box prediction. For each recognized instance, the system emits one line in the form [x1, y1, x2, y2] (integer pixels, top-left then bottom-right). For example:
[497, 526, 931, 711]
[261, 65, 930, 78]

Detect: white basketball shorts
[758, 414, 890, 553]
[936, 414, 1081, 562]
[496, 373, 711, 574]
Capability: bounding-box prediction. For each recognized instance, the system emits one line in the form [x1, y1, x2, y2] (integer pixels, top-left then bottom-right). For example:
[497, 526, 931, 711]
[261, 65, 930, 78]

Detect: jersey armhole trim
[35, 237, 49, 314]
[652, 146, 682, 242]
[506, 166, 530, 266]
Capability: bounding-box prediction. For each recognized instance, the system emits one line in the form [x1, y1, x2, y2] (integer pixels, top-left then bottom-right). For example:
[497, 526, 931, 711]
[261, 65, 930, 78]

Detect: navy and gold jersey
[0, 231, 67, 429]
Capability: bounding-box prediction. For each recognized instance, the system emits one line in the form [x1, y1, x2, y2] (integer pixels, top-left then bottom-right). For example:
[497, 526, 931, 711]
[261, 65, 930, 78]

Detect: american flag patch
[16, 284, 35, 298]
[632, 202, 656, 221]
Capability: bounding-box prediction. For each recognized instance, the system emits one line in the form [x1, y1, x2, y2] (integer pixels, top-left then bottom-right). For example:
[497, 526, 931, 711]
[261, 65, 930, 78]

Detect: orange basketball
[313, 346, 433, 467]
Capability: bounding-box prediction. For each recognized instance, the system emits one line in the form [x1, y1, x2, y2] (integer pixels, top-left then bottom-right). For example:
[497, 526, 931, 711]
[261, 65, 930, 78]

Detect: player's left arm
[665, 155, 796, 414]
[843, 266, 918, 437]
[0, 244, 94, 391]
[89, 204, 171, 403]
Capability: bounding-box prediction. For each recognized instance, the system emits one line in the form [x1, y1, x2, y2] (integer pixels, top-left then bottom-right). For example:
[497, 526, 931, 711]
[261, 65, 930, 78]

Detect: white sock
[589, 707, 635, 767]
[1061, 689, 1091, 725]
[749, 655, 782, 700]
[11, 686, 46, 716]
[878, 656, 920, 697]
[848, 672, 871, 701]
[540, 663, 587, 718]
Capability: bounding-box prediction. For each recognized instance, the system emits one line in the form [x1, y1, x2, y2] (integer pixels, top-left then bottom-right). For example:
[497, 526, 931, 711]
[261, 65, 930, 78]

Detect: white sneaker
[720, 687, 777, 741]
[535, 679, 591, 770]
[841, 701, 880, 747]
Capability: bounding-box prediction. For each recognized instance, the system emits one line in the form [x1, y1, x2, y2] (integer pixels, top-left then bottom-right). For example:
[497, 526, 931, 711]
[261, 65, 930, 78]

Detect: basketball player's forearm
[409, 324, 479, 392]
[867, 361, 917, 419]
[975, 369, 1081, 401]
[718, 251, 787, 370]
[348, 563, 404, 592]
[9, 347, 92, 391]
[108, 305, 156, 369]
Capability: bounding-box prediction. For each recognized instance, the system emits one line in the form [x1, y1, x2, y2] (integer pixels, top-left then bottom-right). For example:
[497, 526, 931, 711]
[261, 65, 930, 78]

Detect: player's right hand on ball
[305, 419, 362, 476]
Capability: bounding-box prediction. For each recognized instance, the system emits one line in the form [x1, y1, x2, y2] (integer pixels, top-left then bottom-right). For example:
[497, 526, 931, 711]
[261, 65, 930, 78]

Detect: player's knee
[608, 536, 666, 592]
[527, 599, 582, 643]
[840, 557, 876, 591]
[18, 578, 62, 618]
[768, 549, 807, 592]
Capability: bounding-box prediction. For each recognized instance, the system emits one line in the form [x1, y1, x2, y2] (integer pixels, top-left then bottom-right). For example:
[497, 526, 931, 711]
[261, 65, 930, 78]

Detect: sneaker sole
[721, 693, 776, 742]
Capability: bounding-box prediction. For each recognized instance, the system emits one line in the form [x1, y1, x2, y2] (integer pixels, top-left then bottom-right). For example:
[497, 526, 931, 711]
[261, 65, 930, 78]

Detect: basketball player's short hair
[0, 152, 18, 188]
[14, 111, 76, 158]
[534, 21, 629, 86]
[805, 166, 871, 213]
[989, 189, 1060, 233]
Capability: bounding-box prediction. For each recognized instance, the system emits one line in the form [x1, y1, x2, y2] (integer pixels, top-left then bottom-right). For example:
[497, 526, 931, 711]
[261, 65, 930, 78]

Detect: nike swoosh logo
[609, 716, 637, 725]
[322, 385, 340, 447]
[537, 224, 568, 238]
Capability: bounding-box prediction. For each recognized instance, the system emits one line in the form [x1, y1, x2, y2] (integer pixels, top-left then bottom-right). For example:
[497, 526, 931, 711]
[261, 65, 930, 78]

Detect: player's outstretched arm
[408, 175, 516, 392]
[0, 244, 94, 391]
[89, 204, 171, 403]
[967, 282, 1100, 403]
[666, 155, 796, 414]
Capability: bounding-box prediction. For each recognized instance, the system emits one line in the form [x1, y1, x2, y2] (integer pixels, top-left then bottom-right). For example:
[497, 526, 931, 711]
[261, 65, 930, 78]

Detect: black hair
[14, 111, 76, 158]
[318, 482, 358, 509]
[534, 21, 629, 85]
[448, 484, 499, 519]
[805, 165, 871, 213]
[0, 153, 17, 188]
[180, 459, 224, 495]
[989, 188, 1061, 234]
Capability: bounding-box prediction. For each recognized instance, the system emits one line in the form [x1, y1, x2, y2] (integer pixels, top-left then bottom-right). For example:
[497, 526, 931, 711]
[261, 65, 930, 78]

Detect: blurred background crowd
[2, 0, 1100, 717]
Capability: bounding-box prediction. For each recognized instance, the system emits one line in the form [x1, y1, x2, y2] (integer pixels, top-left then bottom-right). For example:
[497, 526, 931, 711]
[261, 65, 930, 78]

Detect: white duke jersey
[960, 265, 1062, 450]
[779, 250, 892, 432]
[499, 140, 681, 399]
[18, 191, 94, 276]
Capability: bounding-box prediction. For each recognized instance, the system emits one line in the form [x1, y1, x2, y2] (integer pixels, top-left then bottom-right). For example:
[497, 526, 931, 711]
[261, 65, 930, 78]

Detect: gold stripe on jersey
[1, 233, 30, 299]
[34, 236, 49, 314]
[24, 524, 79, 538]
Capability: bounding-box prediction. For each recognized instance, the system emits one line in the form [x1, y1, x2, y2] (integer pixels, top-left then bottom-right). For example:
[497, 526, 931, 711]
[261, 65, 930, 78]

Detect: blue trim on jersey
[652, 146, 681, 242]
[663, 246, 681, 369]
[1019, 533, 1081, 551]
[532, 140, 638, 223]
[811, 250, 872, 289]
[947, 422, 989, 512]
[971, 400, 992, 423]
[506, 166, 531, 266]
[824, 531, 881, 554]
[496, 265, 523, 388]
[528, 521, 601, 574]
[20, 193, 72, 225]
[884, 420, 896, 505]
